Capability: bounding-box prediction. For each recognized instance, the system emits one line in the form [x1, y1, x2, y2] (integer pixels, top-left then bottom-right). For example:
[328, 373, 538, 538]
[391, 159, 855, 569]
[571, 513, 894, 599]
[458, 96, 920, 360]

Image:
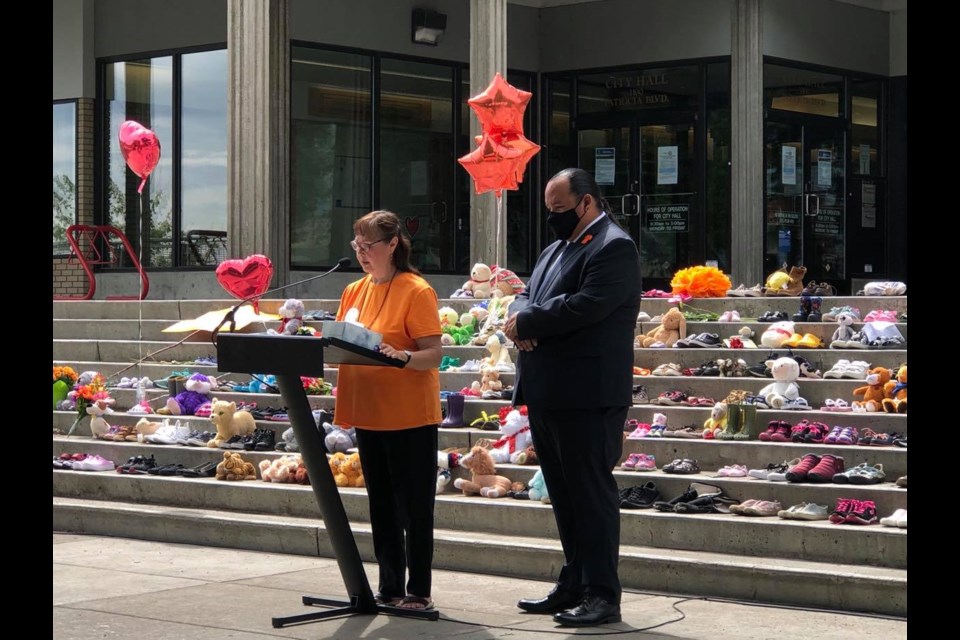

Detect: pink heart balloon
[118, 120, 161, 194]
[215, 255, 274, 312]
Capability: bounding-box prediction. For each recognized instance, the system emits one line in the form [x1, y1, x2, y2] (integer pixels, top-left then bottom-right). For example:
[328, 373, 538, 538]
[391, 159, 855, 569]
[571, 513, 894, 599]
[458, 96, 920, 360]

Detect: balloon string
[495, 194, 503, 276]
[137, 190, 144, 375]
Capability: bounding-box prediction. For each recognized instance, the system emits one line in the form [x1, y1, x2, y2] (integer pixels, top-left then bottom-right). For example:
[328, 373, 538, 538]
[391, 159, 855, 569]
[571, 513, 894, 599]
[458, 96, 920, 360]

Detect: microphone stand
[211, 258, 351, 345]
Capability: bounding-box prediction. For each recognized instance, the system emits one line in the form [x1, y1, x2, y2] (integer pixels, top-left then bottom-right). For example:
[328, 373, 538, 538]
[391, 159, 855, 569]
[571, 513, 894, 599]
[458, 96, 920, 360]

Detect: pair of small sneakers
[144, 420, 190, 445]
[621, 453, 657, 471]
[880, 508, 908, 529]
[71, 455, 116, 472]
[785, 454, 845, 483]
[829, 498, 879, 525]
[718, 310, 741, 322]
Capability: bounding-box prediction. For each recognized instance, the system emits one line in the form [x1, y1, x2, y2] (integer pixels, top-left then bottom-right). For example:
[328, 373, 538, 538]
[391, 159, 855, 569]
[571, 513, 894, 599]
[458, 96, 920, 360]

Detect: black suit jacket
[510, 215, 642, 410]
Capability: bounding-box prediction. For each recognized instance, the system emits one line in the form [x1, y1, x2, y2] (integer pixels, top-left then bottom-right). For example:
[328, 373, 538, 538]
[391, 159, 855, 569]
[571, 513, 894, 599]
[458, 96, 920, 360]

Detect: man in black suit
[504, 168, 641, 627]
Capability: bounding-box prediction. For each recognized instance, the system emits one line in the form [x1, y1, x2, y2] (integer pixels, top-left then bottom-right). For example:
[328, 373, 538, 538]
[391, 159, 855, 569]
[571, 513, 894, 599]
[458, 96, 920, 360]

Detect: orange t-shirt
[333, 271, 442, 430]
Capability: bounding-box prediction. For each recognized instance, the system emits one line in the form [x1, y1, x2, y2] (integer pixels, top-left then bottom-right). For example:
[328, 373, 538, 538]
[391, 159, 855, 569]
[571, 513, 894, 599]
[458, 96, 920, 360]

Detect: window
[705, 62, 731, 273]
[100, 48, 227, 268]
[53, 101, 77, 256]
[765, 65, 843, 118]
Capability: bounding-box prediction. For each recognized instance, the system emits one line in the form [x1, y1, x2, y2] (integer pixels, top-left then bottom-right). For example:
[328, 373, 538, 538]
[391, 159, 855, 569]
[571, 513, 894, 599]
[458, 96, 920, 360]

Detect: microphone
[211, 257, 351, 343]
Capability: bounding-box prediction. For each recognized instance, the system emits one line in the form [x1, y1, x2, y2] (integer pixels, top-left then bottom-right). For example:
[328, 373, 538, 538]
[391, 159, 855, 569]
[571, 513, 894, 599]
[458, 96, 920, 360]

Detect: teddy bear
[258, 454, 301, 483]
[483, 333, 514, 372]
[761, 320, 796, 349]
[294, 461, 310, 484]
[329, 451, 348, 483]
[830, 311, 858, 347]
[331, 452, 365, 487]
[758, 357, 801, 409]
[207, 398, 257, 448]
[853, 367, 893, 412]
[461, 263, 493, 298]
[702, 402, 727, 439]
[487, 408, 533, 465]
[216, 451, 258, 481]
[488, 264, 526, 298]
[158, 372, 215, 416]
[479, 364, 503, 398]
[87, 397, 117, 440]
[527, 469, 550, 504]
[637, 307, 686, 347]
[268, 298, 305, 335]
[764, 265, 807, 296]
[881, 365, 907, 414]
[453, 445, 513, 498]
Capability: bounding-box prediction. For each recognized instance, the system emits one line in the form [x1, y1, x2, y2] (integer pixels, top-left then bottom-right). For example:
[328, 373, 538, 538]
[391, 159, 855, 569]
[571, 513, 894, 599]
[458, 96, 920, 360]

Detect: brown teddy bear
[216, 451, 257, 481]
[853, 367, 892, 412]
[881, 365, 907, 414]
[636, 307, 687, 347]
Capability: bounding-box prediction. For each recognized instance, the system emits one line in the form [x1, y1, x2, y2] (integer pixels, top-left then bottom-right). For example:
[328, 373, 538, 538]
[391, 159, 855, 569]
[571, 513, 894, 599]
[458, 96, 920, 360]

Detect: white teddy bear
[268, 298, 305, 335]
[487, 408, 533, 465]
[758, 357, 801, 409]
[462, 263, 493, 299]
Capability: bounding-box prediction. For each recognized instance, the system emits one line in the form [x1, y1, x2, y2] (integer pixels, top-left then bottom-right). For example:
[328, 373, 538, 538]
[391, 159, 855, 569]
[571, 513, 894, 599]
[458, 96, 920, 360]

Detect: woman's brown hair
[353, 210, 421, 275]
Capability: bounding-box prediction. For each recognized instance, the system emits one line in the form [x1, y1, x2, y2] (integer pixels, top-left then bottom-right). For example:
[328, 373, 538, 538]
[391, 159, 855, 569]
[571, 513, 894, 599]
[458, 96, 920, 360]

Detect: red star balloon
[468, 72, 532, 137]
[458, 134, 523, 197]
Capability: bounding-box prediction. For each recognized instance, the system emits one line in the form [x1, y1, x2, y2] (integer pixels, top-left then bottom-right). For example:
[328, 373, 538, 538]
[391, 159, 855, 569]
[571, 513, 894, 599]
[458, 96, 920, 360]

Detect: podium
[216, 333, 440, 626]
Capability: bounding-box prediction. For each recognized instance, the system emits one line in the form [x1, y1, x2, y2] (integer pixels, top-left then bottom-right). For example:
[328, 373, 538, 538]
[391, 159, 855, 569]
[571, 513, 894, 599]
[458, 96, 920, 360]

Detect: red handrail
[54, 225, 149, 301]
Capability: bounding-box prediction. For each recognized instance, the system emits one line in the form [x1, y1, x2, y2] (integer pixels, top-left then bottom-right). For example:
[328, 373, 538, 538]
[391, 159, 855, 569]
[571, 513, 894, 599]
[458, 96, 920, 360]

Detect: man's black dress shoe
[517, 586, 583, 614]
[553, 595, 621, 627]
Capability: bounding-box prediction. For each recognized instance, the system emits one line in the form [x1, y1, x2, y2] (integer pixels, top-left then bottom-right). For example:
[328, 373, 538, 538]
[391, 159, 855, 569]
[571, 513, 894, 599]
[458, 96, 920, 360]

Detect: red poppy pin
[580, 234, 593, 246]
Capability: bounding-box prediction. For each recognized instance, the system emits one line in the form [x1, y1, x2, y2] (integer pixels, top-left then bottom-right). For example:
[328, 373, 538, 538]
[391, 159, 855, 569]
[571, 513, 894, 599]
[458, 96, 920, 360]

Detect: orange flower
[670, 266, 732, 298]
[580, 234, 593, 246]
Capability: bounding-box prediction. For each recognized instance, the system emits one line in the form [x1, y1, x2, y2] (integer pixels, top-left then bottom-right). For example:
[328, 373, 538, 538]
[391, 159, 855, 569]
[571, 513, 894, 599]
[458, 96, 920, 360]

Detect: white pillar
[469, 0, 508, 270]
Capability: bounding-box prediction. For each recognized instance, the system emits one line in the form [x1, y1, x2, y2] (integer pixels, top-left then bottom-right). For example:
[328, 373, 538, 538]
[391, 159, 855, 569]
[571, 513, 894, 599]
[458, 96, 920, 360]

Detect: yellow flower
[670, 266, 732, 298]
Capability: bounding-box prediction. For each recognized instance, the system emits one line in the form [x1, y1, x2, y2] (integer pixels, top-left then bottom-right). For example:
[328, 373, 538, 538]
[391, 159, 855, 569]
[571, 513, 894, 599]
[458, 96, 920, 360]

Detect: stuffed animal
[637, 307, 687, 347]
[268, 298, 305, 335]
[487, 408, 533, 465]
[462, 263, 494, 298]
[702, 402, 727, 439]
[519, 445, 538, 465]
[830, 312, 858, 347]
[259, 454, 301, 483]
[469, 304, 489, 326]
[216, 451, 258, 481]
[459, 313, 476, 333]
[207, 398, 257, 448]
[438, 307, 459, 327]
[761, 320, 796, 349]
[436, 450, 463, 494]
[134, 417, 162, 441]
[87, 398, 116, 439]
[484, 332, 514, 371]
[489, 264, 526, 298]
[453, 445, 513, 497]
[276, 426, 299, 452]
[331, 452, 365, 487]
[442, 323, 474, 346]
[853, 367, 893, 412]
[758, 357, 801, 409]
[479, 365, 503, 398]
[527, 469, 551, 504]
[322, 420, 357, 454]
[159, 373, 215, 416]
[882, 365, 907, 414]
[294, 461, 310, 484]
[764, 265, 807, 296]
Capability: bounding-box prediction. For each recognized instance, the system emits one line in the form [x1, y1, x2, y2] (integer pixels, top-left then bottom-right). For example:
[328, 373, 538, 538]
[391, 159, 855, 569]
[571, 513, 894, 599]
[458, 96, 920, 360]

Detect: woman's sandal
[396, 595, 434, 610]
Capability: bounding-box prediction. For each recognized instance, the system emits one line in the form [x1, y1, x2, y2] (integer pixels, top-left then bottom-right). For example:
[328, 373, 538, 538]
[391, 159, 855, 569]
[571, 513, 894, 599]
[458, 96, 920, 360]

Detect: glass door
[577, 117, 697, 291]
[765, 120, 846, 285]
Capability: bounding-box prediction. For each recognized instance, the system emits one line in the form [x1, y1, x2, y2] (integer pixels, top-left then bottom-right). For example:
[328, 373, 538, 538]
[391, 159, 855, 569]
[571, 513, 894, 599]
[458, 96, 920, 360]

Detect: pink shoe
[634, 454, 657, 471]
[717, 464, 748, 477]
[626, 423, 651, 440]
[621, 453, 643, 470]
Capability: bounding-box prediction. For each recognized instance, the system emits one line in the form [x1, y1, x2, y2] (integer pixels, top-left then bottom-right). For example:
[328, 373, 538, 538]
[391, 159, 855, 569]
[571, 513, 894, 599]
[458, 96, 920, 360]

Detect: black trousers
[527, 405, 626, 604]
[355, 424, 438, 599]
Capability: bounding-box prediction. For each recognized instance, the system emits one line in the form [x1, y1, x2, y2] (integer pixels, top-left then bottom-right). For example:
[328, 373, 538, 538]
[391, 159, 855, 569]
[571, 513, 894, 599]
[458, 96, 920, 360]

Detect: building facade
[53, 0, 907, 299]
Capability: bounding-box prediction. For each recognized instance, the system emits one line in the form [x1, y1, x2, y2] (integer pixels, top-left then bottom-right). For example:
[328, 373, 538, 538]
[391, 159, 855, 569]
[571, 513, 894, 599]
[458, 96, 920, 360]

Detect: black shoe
[219, 435, 245, 450]
[553, 595, 621, 627]
[180, 461, 218, 478]
[254, 428, 277, 451]
[620, 482, 660, 509]
[517, 586, 583, 614]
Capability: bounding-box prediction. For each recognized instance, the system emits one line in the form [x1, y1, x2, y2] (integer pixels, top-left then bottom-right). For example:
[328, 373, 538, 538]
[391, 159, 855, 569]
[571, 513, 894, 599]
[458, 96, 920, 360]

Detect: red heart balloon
[118, 120, 161, 194]
[405, 216, 421, 238]
[216, 255, 274, 312]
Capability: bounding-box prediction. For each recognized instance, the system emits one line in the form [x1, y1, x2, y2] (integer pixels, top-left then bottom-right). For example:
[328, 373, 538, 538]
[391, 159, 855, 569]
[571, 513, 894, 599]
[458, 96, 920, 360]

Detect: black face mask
[546, 197, 584, 240]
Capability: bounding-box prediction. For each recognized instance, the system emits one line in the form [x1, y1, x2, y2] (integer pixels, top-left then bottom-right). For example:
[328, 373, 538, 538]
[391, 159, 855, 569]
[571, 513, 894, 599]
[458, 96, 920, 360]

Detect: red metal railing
[54, 225, 149, 301]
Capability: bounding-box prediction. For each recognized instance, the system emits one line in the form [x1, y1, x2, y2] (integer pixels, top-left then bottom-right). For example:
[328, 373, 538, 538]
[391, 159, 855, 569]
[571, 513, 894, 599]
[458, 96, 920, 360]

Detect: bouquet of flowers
[302, 376, 333, 396]
[670, 265, 732, 299]
[53, 365, 79, 410]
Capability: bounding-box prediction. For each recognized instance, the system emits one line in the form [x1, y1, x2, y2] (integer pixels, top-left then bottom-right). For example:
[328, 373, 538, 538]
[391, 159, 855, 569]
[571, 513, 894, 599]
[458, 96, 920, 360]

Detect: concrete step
[51, 495, 907, 616]
[51, 437, 907, 536]
[51, 469, 908, 569]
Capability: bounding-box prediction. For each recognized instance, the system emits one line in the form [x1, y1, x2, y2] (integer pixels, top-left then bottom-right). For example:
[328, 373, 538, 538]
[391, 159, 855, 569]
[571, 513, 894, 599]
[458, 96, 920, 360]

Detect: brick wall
[54, 98, 94, 298]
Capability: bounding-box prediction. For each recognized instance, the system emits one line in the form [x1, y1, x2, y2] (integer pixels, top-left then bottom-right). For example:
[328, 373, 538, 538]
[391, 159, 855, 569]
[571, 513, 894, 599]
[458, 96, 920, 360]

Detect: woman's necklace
[361, 270, 397, 330]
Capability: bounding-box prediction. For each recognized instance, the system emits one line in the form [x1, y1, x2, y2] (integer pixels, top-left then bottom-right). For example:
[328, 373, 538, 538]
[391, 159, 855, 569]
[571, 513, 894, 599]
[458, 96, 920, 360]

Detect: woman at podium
[334, 210, 443, 611]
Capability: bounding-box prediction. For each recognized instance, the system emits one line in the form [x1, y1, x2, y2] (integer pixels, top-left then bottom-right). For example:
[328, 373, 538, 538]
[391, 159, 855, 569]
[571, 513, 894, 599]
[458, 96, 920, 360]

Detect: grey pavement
[54, 533, 908, 640]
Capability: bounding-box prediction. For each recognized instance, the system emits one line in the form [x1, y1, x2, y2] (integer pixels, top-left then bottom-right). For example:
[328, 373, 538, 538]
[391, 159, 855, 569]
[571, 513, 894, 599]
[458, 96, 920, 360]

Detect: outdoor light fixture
[412, 8, 446, 46]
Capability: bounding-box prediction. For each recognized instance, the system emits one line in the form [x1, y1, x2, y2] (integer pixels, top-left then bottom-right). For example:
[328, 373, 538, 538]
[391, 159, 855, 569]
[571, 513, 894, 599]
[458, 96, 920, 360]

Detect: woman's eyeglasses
[350, 238, 385, 253]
